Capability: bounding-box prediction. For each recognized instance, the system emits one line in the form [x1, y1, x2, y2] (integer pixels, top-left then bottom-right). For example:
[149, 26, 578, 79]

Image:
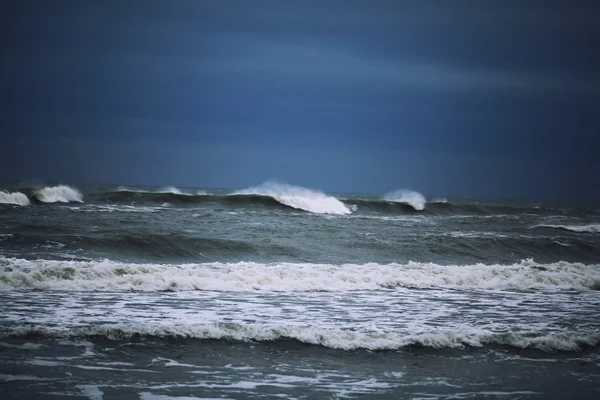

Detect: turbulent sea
[1, 182, 599, 399]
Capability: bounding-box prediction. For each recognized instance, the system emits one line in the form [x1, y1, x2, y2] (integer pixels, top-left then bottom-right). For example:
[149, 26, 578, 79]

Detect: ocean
[0, 182, 599, 399]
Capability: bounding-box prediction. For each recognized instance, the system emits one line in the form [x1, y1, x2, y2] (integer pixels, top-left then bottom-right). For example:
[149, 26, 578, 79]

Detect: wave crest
[0, 191, 30, 206]
[1, 258, 598, 292]
[234, 181, 351, 215]
[383, 190, 426, 211]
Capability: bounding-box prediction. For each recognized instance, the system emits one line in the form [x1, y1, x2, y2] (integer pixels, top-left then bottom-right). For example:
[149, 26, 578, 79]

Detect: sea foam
[0, 257, 598, 292]
[0, 191, 30, 206]
[234, 181, 351, 215]
[383, 190, 426, 211]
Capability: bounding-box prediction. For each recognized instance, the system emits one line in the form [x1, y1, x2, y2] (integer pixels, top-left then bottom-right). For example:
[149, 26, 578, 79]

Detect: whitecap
[0, 191, 30, 206]
[383, 189, 426, 211]
[234, 181, 351, 215]
[34, 185, 83, 203]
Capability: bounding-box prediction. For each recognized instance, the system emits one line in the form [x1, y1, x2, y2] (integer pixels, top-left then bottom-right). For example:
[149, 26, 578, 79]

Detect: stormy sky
[1, 1, 599, 200]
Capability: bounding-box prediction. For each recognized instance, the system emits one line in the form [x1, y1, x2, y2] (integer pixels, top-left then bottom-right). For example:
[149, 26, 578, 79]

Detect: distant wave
[116, 186, 148, 192]
[234, 181, 351, 215]
[344, 199, 592, 217]
[532, 224, 600, 234]
[117, 186, 190, 195]
[0, 191, 30, 206]
[101, 190, 291, 210]
[157, 186, 185, 195]
[83, 186, 599, 217]
[1, 258, 598, 292]
[0, 185, 82, 205]
[383, 190, 426, 211]
[3, 323, 598, 352]
[430, 197, 448, 203]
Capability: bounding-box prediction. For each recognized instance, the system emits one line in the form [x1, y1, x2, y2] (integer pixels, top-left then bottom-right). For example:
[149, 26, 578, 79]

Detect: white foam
[430, 197, 448, 203]
[35, 185, 83, 203]
[0, 233, 14, 241]
[383, 189, 426, 211]
[151, 357, 198, 368]
[0, 257, 598, 292]
[0, 191, 30, 206]
[234, 181, 351, 215]
[86, 205, 163, 213]
[76, 385, 104, 400]
[438, 231, 508, 239]
[0, 341, 45, 350]
[10, 323, 600, 352]
[533, 224, 600, 233]
[158, 186, 183, 194]
[26, 359, 61, 366]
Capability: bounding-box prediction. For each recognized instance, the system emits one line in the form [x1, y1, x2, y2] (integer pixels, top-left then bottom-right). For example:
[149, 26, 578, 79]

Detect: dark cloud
[1, 1, 599, 199]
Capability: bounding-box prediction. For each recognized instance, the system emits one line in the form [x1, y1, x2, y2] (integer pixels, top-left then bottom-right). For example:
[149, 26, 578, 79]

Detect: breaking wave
[3, 323, 599, 352]
[34, 185, 83, 203]
[383, 190, 426, 211]
[83, 186, 599, 217]
[0, 185, 83, 204]
[0, 191, 30, 206]
[234, 181, 351, 215]
[1, 257, 598, 292]
[533, 224, 600, 234]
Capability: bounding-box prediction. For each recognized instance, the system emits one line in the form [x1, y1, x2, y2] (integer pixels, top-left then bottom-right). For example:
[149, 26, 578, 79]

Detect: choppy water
[1, 183, 599, 399]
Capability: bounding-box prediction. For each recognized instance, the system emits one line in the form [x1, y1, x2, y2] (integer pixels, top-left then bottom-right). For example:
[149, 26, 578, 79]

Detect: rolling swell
[72, 232, 299, 261]
[97, 191, 590, 217]
[3, 323, 599, 352]
[98, 191, 298, 211]
[410, 234, 600, 264]
[0, 231, 298, 262]
[344, 199, 597, 217]
[348, 199, 427, 214]
[75, 233, 259, 259]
